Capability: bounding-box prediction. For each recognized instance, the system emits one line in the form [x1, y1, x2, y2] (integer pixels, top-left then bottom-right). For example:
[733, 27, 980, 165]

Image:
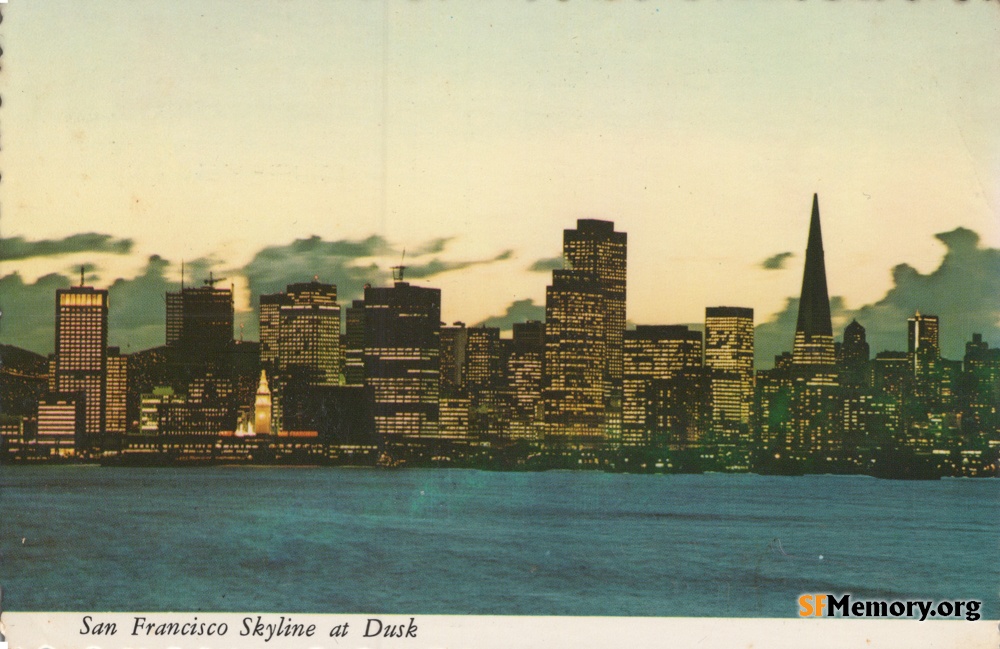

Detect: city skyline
[1, 2, 998, 366]
[2, 207, 997, 369]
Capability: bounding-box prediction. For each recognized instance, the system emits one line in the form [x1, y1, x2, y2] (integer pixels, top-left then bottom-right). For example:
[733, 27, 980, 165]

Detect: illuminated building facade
[363, 280, 441, 439]
[465, 326, 503, 440]
[36, 393, 84, 455]
[105, 346, 128, 437]
[54, 285, 109, 445]
[563, 219, 627, 444]
[254, 370, 272, 434]
[788, 194, 841, 457]
[276, 281, 341, 386]
[542, 270, 606, 447]
[506, 321, 545, 441]
[704, 307, 754, 444]
[623, 325, 703, 447]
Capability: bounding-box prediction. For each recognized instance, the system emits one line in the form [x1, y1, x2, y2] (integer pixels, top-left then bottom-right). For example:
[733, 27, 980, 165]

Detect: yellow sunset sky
[1, 1, 998, 360]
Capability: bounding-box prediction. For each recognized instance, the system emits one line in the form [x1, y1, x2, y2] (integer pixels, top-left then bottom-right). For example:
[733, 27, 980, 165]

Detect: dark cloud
[754, 227, 1000, 367]
[409, 237, 454, 256]
[0, 233, 133, 261]
[528, 256, 563, 273]
[761, 251, 794, 270]
[754, 296, 850, 369]
[242, 236, 391, 317]
[107, 256, 177, 353]
[399, 250, 515, 280]
[475, 299, 546, 332]
[849, 228, 1000, 360]
[0, 272, 72, 355]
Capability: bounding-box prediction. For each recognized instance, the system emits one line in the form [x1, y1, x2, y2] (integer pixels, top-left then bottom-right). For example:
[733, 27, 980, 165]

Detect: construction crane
[203, 271, 227, 287]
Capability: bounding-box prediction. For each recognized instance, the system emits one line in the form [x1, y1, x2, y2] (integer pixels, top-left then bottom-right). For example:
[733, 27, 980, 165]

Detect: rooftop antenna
[392, 248, 407, 282]
[181, 260, 185, 289]
[80, 265, 85, 287]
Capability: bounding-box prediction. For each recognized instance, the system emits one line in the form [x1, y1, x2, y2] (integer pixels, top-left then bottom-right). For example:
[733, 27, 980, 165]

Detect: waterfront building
[254, 370, 272, 435]
[36, 393, 84, 456]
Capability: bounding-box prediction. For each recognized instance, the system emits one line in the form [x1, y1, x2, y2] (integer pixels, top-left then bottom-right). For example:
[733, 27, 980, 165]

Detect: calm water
[0, 466, 996, 617]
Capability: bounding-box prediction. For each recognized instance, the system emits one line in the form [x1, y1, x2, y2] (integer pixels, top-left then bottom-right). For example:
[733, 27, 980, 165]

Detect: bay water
[1, 466, 995, 618]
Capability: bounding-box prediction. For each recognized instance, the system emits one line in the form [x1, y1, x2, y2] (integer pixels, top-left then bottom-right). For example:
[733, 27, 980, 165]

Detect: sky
[1, 1, 998, 366]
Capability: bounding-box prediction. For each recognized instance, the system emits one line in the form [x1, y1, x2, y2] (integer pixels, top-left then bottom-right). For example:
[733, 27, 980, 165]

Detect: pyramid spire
[793, 194, 835, 364]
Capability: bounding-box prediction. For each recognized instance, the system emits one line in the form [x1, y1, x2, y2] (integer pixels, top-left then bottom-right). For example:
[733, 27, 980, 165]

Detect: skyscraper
[363, 279, 441, 440]
[276, 281, 341, 386]
[464, 326, 503, 440]
[563, 219, 627, 383]
[908, 312, 940, 356]
[839, 319, 870, 390]
[542, 270, 606, 448]
[505, 321, 545, 442]
[167, 281, 234, 361]
[344, 300, 367, 386]
[258, 292, 286, 368]
[54, 284, 109, 445]
[622, 325, 703, 447]
[704, 307, 755, 442]
[105, 346, 128, 437]
[792, 194, 835, 366]
[787, 194, 841, 458]
[544, 219, 627, 448]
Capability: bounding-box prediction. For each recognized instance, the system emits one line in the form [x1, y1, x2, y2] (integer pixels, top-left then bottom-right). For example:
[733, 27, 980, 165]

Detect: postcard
[0, 2, 997, 648]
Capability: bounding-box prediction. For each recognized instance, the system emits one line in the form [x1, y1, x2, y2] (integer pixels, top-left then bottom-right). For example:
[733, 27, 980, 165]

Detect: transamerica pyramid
[792, 194, 836, 365]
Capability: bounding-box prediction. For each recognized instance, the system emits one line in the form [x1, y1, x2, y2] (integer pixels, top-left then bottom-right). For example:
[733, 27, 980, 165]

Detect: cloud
[408, 237, 454, 257]
[0, 233, 133, 261]
[849, 227, 1000, 360]
[755, 296, 850, 368]
[528, 255, 563, 273]
[754, 227, 1000, 367]
[475, 299, 546, 332]
[760, 251, 794, 270]
[107, 255, 177, 353]
[404, 249, 514, 280]
[0, 272, 72, 355]
[242, 236, 392, 312]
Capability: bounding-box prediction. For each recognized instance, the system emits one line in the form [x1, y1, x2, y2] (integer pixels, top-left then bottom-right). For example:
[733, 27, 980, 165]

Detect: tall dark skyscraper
[167, 281, 235, 360]
[792, 194, 835, 366]
[54, 284, 109, 444]
[363, 279, 441, 440]
[787, 194, 841, 457]
[839, 319, 870, 390]
[344, 300, 367, 386]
